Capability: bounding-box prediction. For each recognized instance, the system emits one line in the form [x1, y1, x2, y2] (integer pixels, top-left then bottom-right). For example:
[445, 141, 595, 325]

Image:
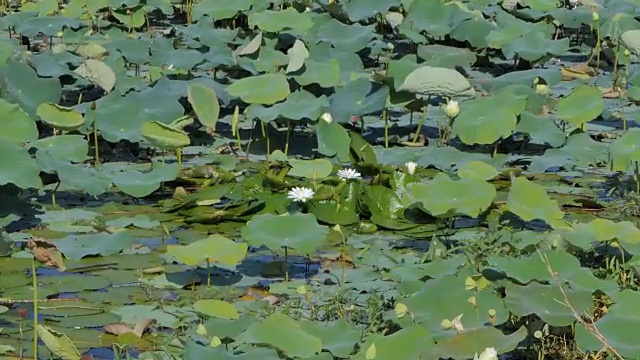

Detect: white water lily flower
[474, 347, 498, 360]
[287, 187, 314, 203]
[444, 100, 460, 118]
[320, 112, 333, 124]
[337, 168, 361, 180]
[405, 161, 418, 175]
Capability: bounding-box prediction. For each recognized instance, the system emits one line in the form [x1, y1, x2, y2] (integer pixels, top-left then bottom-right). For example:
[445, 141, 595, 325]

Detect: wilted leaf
[27, 237, 66, 271]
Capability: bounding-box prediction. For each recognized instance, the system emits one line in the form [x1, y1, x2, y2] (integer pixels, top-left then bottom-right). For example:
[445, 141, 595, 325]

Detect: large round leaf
[237, 313, 322, 358]
[554, 85, 604, 126]
[226, 73, 290, 105]
[193, 299, 240, 320]
[403, 173, 496, 218]
[166, 234, 248, 267]
[505, 176, 565, 227]
[0, 139, 42, 189]
[241, 213, 329, 254]
[36, 103, 84, 131]
[74, 59, 116, 93]
[187, 83, 220, 130]
[452, 89, 526, 145]
[0, 97, 37, 143]
[608, 129, 640, 171]
[316, 120, 350, 162]
[140, 120, 191, 150]
[288, 158, 333, 179]
[397, 66, 475, 98]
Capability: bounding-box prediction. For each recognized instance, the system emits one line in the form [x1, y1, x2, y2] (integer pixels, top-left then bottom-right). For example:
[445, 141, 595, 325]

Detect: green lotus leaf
[457, 161, 499, 181]
[417, 44, 477, 68]
[316, 120, 350, 162]
[529, 133, 607, 173]
[36, 103, 84, 131]
[191, 0, 255, 21]
[515, 111, 566, 148]
[112, 5, 146, 28]
[620, 29, 640, 55]
[309, 200, 360, 226]
[428, 326, 527, 360]
[316, 20, 375, 52]
[355, 326, 434, 360]
[75, 42, 108, 60]
[0, 139, 42, 189]
[288, 158, 333, 179]
[293, 59, 341, 88]
[193, 299, 240, 320]
[286, 39, 309, 73]
[503, 31, 570, 62]
[504, 282, 592, 326]
[554, 85, 604, 126]
[398, 66, 475, 98]
[166, 234, 248, 267]
[248, 8, 314, 34]
[53, 231, 136, 260]
[403, 173, 496, 218]
[609, 129, 640, 171]
[226, 73, 290, 105]
[241, 213, 329, 254]
[141, 120, 191, 150]
[0, 58, 61, 118]
[0, 97, 37, 143]
[404, 274, 508, 337]
[450, 18, 495, 49]
[505, 176, 565, 227]
[109, 163, 179, 198]
[452, 89, 526, 145]
[237, 313, 322, 358]
[32, 134, 88, 163]
[576, 289, 640, 358]
[404, 0, 459, 37]
[74, 59, 116, 93]
[187, 83, 220, 130]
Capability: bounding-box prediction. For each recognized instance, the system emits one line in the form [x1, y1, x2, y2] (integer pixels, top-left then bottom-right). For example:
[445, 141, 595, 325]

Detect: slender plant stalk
[412, 101, 429, 144]
[284, 246, 289, 282]
[177, 148, 182, 170]
[206, 259, 211, 288]
[383, 103, 389, 148]
[92, 106, 100, 168]
[31, 259, 38, 360]
[260, 121, 270, 160]
[284, 121, 291, 155]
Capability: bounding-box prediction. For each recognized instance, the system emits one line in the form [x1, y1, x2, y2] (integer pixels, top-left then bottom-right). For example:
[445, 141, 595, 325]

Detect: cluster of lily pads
[3, 0, 640, 359]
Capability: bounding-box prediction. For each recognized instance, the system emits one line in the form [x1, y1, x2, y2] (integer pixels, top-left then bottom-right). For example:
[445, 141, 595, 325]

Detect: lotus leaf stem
[260, 121, 270, 161]
[285, 121, 291, 155]
[31, 258, 38, 360]
[412, 100, 429, 144]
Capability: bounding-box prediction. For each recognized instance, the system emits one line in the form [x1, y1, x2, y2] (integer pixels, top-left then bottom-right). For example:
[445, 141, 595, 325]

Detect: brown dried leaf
[103, 318, 155, 338]
[601, 87, 621, 99]
[561, 63, 596, 81]
[27, 237, 66, 271]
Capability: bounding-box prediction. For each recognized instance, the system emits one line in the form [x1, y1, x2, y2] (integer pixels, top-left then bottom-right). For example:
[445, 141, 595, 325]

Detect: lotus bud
[592, 11, 599, 22]
[535, 84, 550, 95]
[467, 296, 477, 308]
[477, 347, 498, 360]
[440, 318, 452, 330]
[386, 42, 395, 51]
[451, 313, 464, 332]
[625, 49, 631, 57]
[320, 112, 333, 124]
[488, 308, 496, 325]
[444, 100, 460, 118]
[405, 161, 418, 175]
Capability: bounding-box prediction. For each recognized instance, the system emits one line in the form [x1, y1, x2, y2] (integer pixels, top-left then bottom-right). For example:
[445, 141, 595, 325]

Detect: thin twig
[538, 250, 623, 360]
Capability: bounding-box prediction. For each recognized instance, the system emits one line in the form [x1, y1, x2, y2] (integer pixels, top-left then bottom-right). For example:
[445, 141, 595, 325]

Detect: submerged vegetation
[3, 0, 640, 359]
